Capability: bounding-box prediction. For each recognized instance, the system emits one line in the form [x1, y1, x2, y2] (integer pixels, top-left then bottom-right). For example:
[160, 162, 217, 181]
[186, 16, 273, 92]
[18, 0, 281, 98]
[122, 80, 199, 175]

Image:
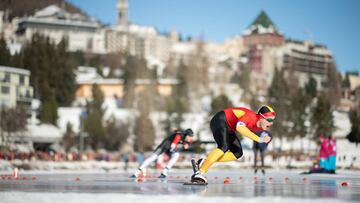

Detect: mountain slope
[0, 0, 87, 20]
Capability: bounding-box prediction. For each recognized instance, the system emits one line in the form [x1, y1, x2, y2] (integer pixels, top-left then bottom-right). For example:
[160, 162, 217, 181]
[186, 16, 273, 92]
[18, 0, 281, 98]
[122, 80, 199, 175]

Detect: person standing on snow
[327, 134, 337, 174]
[253, 131, 272, 175]
[319, 133, 329, 170]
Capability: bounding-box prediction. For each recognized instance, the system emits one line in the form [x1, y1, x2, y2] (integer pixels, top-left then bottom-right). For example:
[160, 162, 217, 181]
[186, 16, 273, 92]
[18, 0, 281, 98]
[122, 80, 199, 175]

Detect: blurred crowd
[0, 150, 145, 162]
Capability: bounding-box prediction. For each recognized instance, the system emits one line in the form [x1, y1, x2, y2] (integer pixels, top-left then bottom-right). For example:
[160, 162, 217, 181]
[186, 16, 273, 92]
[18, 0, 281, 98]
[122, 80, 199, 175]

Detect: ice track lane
[0, 170, 359, 202]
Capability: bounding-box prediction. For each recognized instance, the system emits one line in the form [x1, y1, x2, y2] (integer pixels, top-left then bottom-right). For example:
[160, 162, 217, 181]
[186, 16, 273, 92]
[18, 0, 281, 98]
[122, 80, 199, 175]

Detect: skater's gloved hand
[259, 132, 271, 143]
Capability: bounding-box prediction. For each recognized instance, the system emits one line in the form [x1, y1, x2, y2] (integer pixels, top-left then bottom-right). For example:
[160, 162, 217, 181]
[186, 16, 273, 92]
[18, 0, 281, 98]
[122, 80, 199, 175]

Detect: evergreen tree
[22, 34, 75, 106]
[162, 97, 187, 133]
[176, 59, 190, 103]
[310, 93, 334, 140]
[210, 94, 233, 115]
[71, 50, 86, 67]
[122, 54, 138, 108]
[282, 67, 308, 151]
[341, 74, 351, 89]
[288, 87, 308, 148]
[161, 59, 190, 133]
[305, 76, 318, 100]
[347, 103, 360, 146]
[186, 41, 210, 110]
[89, 55, 102, 76]
[22, 34, 51, 99]
[0, 36, 11, 66]
[324, 64, 342, 106]
[238, 66, 251, 98]
[10, 52, 23, 68]
[54, 39, 76, 106]
[133, 56, 158, 151]
[268, 68, 290, 142]
[39, 84, 58, 125]
[134, 96, 155, 152]
[84, 83, 105, 149]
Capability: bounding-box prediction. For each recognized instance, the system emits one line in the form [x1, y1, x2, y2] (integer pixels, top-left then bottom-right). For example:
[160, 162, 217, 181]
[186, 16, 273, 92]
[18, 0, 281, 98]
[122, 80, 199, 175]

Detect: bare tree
[61, 122, 76, 152]
[0, 106, 28, 147]
[133, 96, 156, 152]
[105, 116, 131, 151]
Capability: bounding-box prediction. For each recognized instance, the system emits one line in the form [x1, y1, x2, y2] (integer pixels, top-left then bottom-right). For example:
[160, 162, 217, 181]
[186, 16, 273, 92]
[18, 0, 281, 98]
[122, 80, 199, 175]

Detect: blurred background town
[0, 0, 359, 171]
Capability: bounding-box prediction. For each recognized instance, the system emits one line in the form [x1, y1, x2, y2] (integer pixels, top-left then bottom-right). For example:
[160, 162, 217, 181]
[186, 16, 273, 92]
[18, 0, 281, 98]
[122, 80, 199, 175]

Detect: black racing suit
[154, 130, 190, 155]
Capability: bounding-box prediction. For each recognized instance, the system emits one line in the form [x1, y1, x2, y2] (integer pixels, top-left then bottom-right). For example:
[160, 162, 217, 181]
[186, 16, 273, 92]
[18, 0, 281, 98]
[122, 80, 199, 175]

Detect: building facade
[242, 11, 285, 95]
[0, 65, 33, 109]
[105, 0, 172, 63]
[16, 5, 104, 53]
[279, 40, 335, 90]
[74, 66, 179, 106]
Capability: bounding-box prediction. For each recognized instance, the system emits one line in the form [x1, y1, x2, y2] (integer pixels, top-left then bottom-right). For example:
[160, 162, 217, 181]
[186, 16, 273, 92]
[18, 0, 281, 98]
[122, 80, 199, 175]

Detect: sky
[67, 0, 360, 73]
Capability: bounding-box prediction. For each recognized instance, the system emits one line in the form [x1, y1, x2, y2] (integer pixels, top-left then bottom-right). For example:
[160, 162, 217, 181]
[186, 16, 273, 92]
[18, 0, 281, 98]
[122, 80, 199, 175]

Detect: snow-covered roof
[243, 10, 280, 36]
[158, 78, 180, 85]
[0, 65, 30, 75]
[243, 24, 278, 35]
[19, 5, 99, 30]
[78, 78, 124, 85]
[129, 24, 156, 35]
[27, 124, 62, 143]
[34, 5, 66, 18]
[76, 66, 104, 83]
[19, 17, 99, 29]
[34, 4, 90, 22]
[171, 42, 195, 54]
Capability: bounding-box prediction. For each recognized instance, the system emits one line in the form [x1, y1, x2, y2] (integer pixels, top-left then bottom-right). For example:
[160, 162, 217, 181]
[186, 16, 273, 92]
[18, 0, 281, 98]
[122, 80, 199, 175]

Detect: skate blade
[183, 181, 208, 186]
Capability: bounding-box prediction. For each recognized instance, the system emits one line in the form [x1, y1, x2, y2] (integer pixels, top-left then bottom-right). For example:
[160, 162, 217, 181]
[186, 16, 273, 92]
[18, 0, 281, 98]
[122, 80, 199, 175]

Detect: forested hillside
[0, 0, 86, 19]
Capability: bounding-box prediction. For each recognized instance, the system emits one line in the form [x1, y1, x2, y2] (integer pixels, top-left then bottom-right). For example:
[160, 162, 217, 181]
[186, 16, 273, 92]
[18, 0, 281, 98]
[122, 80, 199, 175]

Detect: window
[19, 75, 25, 85]
[26, 90, 31, 98]
[1, 86, 10, 94]
[3, 73, 10, 83]
[0, 99, 10, 108]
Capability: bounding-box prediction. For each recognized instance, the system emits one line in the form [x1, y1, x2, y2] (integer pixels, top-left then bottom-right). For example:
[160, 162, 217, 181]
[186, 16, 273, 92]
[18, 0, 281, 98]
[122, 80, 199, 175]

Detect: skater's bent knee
[233, 151, 243, 159]
[218, 146, 229, 153]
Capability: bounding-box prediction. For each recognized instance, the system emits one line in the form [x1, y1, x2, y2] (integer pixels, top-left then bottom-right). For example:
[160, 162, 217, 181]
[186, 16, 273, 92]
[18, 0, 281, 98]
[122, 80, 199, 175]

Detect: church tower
[117, 0, 128, 26]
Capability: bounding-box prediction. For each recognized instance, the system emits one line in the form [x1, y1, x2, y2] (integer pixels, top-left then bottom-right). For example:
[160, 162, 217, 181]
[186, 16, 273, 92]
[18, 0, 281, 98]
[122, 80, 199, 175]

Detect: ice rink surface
[0, 170, 359, 203]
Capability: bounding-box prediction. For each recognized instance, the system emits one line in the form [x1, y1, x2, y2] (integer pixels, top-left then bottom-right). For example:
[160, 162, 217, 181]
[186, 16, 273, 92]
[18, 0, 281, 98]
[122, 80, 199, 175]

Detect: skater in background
[319, 133, 329, 170]
[131, 128, 194, 178]
[301, 133, 334, 174]
[327, 134, 337, 173]
[191, 105, 275, 183]
[123, 153, 130, 171]
[253, 131, 272, 175]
